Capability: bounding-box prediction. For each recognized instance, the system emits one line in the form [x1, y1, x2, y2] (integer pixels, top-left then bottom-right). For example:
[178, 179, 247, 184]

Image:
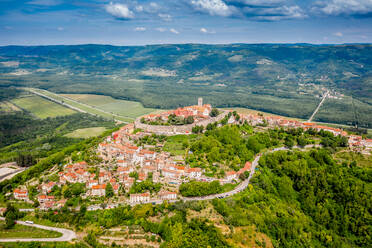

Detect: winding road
[0, 145, 319, 243]
[0, 217, 76, 242]
[127, 144, 321, 206]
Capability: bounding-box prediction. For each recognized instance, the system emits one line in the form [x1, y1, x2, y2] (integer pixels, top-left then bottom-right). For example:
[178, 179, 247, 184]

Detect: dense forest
[185, 122, 348, 177]
[212, 149, 371, 247]
[0, 109, 116, 166]
[11, 144, 370, 247]
[0, 86, 21, 101]
[0, 44, 371, 126]
[0, 112, 115, 148]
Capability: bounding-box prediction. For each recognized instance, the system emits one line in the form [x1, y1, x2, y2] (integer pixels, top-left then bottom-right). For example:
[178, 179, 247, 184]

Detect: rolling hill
[0, 44, 371, 127]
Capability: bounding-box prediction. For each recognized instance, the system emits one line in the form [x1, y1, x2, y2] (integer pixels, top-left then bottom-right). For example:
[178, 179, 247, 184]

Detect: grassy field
[61, 94, 158, 119]
[11, 95, 76, 119]
[26, 88, 135, 123]
[0, 101, 21, 113]
[65, 127, 107, 138]
[0, 221, 62, 239]
[163, 134, 198, 156]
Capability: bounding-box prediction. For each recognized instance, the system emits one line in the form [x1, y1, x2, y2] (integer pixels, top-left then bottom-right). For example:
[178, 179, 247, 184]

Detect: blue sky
[0, 0, 372, 45]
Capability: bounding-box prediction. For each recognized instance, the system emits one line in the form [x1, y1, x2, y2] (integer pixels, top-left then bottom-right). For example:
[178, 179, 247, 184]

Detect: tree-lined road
[89, 145, 321, 210]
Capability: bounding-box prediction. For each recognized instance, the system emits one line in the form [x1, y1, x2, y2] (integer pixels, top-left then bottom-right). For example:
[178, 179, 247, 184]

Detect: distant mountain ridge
[0, 44, 371, 127]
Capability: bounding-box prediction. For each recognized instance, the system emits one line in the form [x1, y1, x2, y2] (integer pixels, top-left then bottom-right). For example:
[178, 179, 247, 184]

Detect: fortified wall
[134, 111, 228, 135]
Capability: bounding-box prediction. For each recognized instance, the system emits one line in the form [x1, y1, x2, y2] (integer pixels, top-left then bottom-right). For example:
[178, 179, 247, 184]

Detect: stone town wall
[134, 111, 228, 135]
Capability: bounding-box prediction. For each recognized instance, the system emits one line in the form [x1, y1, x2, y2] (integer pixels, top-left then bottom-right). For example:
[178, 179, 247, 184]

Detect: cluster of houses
[141, 97, 212, 123]
[348, 135, 372, 154]
[97, 123, 208, 203]
[59, 161, 120, 197]
[100, 123, 205, 183]
[37, 195, 66, 211]
[11, 104, 371, 210]
[13, 187, 66, 210]
[240, 113, 372, 152]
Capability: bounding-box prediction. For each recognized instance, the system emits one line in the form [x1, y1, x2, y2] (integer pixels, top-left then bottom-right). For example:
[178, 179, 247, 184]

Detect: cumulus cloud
[191, 0, 233, 16]
[170, 28, 180, 34]
[333, 31, 343, 37]
[190, 0, 306, 20]
[313, 0, 372, 16]
[134, 27, 146, 31]
[105, 2, 134, 19]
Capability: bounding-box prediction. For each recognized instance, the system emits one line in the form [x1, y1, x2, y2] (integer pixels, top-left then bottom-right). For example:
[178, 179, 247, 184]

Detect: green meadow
[61, 94, 158, 119]
[11, 95, 76, 119]
[65, 127, 107, 138]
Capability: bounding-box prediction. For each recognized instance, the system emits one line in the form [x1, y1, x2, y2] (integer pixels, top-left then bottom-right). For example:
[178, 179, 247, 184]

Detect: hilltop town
[11, 98, 372, 211]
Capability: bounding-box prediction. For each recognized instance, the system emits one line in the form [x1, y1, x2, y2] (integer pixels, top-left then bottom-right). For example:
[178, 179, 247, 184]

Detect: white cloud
[190, 0, 306, 20]
[200, 27, 216, 33]
[314, 0, 372, 16]
[134, 27, 146, 31]
[159, 13, 172, 21]
[333, 32, 343, 37]
[57, 27, 64, 31]
[241, 5, 306, 21]
[191, 0, 232, 16]
[170, 28, 180, 34]
[156, 27, 167, 32]
[105, 2, 134, 19]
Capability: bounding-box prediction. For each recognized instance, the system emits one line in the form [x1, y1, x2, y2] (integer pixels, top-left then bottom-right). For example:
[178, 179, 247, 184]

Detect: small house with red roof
[13, 188, 28, 200]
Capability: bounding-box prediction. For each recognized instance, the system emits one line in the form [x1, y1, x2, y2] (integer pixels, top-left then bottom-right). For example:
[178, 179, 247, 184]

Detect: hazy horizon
[1, 42, 372, 47]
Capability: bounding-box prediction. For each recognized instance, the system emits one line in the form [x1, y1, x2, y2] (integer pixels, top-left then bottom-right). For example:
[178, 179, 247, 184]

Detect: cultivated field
[65, 127, 107, 138]
[26, 88, 134, 123]
[0, 101, 21, 113]
[61, 94, 158, 119]
[11, 95, 76, 119]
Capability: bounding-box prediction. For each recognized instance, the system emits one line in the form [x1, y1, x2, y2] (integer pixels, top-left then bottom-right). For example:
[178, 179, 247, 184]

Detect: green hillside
[0, 44, 371, 127]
